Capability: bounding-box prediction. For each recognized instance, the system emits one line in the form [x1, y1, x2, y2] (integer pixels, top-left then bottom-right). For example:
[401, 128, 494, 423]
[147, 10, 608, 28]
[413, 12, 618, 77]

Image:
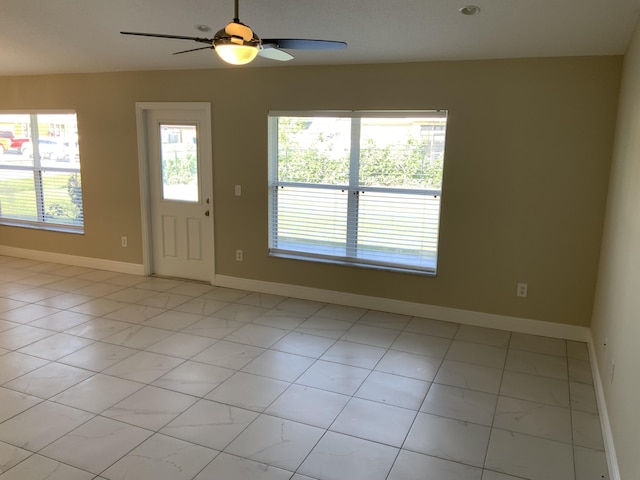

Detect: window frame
[268, 110, 447, 275]
[0, 110, 84, 234]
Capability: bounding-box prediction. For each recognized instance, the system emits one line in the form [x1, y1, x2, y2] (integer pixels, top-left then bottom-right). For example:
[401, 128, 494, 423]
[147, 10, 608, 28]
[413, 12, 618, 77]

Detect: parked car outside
[0, 131, 30, 155]
[21, 138, 71, 161]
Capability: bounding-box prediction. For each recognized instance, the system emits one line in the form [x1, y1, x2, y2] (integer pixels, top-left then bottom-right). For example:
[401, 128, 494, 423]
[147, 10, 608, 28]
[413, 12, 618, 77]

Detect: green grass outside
[0, 172, 81, 224]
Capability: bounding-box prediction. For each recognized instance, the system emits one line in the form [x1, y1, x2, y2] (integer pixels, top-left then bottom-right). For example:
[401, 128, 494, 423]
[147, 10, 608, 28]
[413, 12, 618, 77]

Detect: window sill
[0, 219, 84, 234]
[269, 251, 437, 276]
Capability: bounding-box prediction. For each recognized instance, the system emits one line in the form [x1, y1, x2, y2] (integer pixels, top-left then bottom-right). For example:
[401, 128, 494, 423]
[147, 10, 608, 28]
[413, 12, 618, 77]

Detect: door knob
[205, 210, 210, 216]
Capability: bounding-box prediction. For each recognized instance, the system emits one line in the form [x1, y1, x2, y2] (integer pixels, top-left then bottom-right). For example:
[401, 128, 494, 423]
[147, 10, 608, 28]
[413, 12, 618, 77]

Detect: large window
[268, 111, 447, 273]
[0, 112, 83, 232]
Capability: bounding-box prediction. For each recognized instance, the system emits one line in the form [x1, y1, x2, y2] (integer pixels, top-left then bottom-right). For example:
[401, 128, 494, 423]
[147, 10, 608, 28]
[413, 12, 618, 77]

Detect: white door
[143, 105, 214, 282]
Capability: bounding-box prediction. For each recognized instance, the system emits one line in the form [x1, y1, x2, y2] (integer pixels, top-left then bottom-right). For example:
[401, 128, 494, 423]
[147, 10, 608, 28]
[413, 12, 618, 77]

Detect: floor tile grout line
[3, 312, 585, 414]
[488, 426, 579, 448]
[0, 401, 114, 474]
[3, 338, 585, 445]
[380, 320, 458, 479]
[3, 382, 214, 477]
[6, 308, 480, 416]
[380, 377, 436, 479]
[1, 447, 98, 478]
[480, 328, 512, 474]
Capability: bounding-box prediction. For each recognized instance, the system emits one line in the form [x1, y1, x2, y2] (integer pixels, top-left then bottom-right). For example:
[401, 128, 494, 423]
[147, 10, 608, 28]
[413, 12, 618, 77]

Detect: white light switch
[235, 185, 242, 196]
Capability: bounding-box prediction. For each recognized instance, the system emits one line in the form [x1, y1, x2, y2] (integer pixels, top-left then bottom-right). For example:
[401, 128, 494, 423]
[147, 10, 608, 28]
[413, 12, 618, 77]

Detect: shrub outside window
[0, 112, 83, 232]
[268, 111, 447, 274]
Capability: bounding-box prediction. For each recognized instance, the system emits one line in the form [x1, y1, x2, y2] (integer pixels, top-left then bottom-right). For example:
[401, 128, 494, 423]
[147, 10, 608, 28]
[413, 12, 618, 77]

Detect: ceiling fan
[121, 0, 347, 66]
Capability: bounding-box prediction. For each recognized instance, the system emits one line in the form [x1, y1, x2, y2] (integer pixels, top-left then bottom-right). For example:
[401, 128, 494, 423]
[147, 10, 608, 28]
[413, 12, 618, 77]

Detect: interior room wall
[0, 56, 621, 326]
[590, 19, 640, 480]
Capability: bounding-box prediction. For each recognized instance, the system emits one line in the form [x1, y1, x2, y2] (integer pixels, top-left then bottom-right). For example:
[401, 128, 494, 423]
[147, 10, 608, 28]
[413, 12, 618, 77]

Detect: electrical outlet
[235, 185, 242, 196]
[121, 236, 128, 247]
[235, 249, 243, 261]
[517, 282, 528, 297]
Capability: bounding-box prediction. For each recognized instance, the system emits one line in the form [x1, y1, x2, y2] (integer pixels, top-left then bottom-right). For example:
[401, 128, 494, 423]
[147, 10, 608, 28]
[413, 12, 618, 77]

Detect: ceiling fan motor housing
[220, 21, 260, 47]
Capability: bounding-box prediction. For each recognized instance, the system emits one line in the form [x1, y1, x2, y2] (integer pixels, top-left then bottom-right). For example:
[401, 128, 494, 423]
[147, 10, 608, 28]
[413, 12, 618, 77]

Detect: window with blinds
[268, 111, 447, 274]
[0, 112, 83, 232]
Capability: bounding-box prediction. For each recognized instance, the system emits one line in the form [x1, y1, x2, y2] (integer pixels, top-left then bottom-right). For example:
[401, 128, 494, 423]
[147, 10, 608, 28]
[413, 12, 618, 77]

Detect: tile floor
[0, 255, 609, 480]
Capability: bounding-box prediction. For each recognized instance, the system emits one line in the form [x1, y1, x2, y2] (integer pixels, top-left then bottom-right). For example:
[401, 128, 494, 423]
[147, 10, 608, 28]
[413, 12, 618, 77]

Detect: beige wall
[591, 19, 640, 480]
[0, 56, 621, 326]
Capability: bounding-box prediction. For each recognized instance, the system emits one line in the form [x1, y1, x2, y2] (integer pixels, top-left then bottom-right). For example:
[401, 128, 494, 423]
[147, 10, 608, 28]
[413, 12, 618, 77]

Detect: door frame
[135, 101, 214, 280]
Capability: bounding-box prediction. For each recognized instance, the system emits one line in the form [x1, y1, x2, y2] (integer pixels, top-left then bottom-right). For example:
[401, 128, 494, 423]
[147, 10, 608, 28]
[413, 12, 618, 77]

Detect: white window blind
[268, 111, 447, 273]
[0, 113, 83, 232]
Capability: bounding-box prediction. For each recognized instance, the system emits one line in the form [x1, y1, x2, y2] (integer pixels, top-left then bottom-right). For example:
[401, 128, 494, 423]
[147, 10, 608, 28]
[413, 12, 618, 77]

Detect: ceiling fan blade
[173, 46, 213, 55]
[258, 47, 294, 61]
[121, 31, 213, 45]
[261, 39, 347, 50]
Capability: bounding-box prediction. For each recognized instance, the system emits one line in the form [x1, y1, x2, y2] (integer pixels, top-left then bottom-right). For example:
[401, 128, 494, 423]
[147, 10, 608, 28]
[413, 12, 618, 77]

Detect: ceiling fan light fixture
[215, 43, 260, 65]
[214, 24, 261, 65]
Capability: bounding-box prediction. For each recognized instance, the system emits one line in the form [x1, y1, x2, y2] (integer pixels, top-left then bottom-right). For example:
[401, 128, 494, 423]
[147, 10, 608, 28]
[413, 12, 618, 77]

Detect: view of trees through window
[160, 124, 199, 202]
[276, 117, 445, 189]
[269, 112, 447, 273]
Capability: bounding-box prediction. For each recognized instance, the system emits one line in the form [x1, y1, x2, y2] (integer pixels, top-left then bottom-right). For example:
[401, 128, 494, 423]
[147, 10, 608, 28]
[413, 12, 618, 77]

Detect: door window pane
[160, 124, 199, 202]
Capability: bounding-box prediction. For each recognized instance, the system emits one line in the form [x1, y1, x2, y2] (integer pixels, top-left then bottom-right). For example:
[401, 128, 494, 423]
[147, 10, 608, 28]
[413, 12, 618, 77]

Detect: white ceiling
[2, 0, 639, 76]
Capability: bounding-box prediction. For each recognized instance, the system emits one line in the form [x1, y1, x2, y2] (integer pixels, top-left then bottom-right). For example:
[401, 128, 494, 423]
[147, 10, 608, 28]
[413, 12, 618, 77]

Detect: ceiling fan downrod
[233, 0, 240, 23]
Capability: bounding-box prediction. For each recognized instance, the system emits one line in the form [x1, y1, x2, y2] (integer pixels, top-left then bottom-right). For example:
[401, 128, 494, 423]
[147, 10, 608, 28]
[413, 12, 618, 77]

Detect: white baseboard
[215, 274, 590, 342]
[0, 247, 591, 342]
[0, 246, 145, 275]
[588, 331, 620, 480]
[0, 245, 589, 341]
